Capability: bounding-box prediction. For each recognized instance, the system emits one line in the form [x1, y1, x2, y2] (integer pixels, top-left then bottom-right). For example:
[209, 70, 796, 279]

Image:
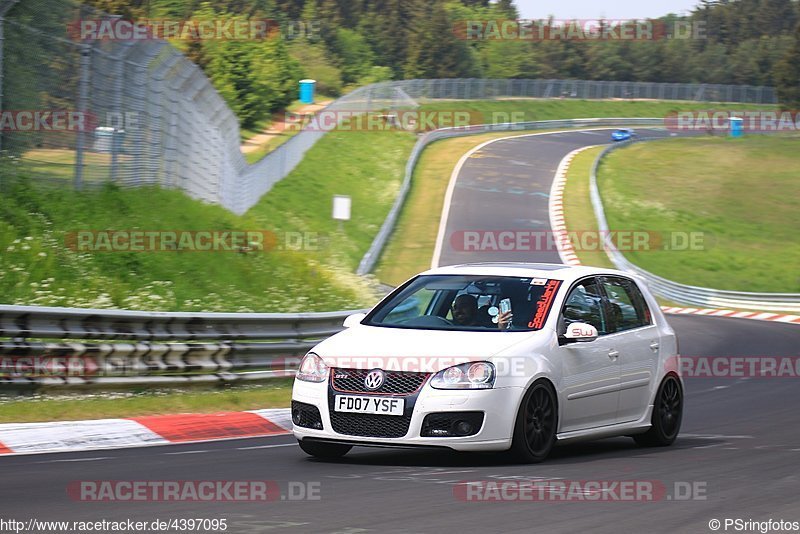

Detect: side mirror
[342, 312, 367, 328]
[561, 322, 599, 344]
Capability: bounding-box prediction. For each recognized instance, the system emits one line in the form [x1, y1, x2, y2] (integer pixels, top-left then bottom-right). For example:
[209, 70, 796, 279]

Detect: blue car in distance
[611, 128, 635, 141]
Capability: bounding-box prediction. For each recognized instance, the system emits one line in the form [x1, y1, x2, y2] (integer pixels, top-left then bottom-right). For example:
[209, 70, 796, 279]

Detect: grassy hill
[0, 128, 416, 312]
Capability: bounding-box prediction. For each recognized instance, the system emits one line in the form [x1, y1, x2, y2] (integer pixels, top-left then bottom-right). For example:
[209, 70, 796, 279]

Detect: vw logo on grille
[364, 369, 385, 390]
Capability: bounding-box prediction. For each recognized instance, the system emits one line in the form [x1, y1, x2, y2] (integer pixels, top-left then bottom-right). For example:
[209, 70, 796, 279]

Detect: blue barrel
[299, 79, 316, 104]
[730, 117, 744, 138]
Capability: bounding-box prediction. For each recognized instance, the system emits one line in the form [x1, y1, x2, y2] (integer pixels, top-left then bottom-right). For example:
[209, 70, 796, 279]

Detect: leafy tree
[287, 41, 343, 96]
[405, 1, 479, 78]
[775, 23, 800, 109]
[333, 28, 375, 84]
[198, 6, 301, 128]
[72, 0, 800, 127]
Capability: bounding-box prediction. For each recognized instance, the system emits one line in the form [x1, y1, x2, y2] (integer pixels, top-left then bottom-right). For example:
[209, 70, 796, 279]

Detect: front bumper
[292, 377, 523, 452]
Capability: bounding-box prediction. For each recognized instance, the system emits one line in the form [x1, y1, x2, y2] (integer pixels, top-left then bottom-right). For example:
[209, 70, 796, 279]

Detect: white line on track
[163, 450, 210, 455]
[692, 443, 725, 449]
[236, 443, 297, 451]
[681, 434, 754, 439]
[38, 456, 114, 463]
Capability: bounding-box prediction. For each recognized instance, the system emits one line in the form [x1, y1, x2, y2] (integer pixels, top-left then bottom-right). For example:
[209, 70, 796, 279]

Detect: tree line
[71, 0, 800, 123]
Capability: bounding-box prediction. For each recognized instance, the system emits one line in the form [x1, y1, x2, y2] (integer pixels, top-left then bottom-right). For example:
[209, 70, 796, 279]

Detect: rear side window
[600, 277, 652, 332]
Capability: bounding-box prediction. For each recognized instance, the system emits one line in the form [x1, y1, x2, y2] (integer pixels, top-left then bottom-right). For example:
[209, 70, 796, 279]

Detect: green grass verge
[562, 146, 616, 269]
[0, 381, 292, 423]
[0, 129, 416, 311]
[239, 99, 316, 141]
[244, 129, 302, 164]
[598, 136, 800, 293]
[240, 116, 274, 142]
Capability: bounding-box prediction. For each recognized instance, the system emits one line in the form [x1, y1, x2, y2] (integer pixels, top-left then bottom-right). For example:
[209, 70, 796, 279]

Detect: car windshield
[364, 275, 563, 332]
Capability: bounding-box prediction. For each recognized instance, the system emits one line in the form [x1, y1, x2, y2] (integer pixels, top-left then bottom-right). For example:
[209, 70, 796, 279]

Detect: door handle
[649, 341, 660, 352]
[608, 349, 619, 360]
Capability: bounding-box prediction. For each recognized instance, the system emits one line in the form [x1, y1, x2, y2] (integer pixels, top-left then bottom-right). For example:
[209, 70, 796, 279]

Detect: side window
[600, 277, 652, 332]
[561, 278, 606, 334]
[624, 279, 653, 327]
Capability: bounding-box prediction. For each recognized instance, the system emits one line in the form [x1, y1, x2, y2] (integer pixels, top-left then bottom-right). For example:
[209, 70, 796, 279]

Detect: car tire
[298, 440, 352, 459]
[633, 375, 683, 447]
[509, 379, 558, 463]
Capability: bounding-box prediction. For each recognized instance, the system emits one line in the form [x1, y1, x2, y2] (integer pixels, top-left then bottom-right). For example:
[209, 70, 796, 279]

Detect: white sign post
[332, 195, 351, 231]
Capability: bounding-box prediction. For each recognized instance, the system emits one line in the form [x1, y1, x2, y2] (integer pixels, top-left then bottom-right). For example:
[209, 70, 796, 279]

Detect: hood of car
[311, 324, 544, 373]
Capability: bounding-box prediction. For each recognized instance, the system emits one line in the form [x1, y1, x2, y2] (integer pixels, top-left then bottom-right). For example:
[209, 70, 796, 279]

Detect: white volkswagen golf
[292, 263, 683, 463]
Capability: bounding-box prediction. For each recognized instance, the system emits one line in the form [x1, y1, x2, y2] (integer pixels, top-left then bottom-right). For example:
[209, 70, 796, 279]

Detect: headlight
[430, 362, 495, 390]
[296, 352, 328, 383]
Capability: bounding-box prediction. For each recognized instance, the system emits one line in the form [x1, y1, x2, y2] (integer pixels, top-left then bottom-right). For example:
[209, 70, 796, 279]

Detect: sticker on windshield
[531, 278, 547, 286]
[528, 279, 562, 330]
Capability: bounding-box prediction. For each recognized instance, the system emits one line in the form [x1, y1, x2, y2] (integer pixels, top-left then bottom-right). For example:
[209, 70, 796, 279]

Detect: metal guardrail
[356, 117, 665, 275]
[589, 139, 800, 313]
[0, 305, 366, 389]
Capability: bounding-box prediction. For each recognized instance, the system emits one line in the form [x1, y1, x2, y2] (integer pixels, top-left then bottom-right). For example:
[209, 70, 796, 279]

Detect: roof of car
[420, 262, 631, 282]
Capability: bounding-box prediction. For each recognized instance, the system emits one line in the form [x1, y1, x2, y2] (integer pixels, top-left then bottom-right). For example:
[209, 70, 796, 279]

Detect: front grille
[331, 368, 430, 395]
[291, 401, 323, 430]
[329, 411, 412, 438]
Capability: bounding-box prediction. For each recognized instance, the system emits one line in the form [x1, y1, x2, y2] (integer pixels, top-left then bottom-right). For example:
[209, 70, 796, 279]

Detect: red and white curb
[0, 408, 292, 456]
[658, 307, 800, 324]
[550, 147, 800, 326]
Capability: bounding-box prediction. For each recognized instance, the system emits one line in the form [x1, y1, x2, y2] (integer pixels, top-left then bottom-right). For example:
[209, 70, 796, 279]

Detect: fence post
[0, 0, 19, 154]
[74, 40, 92, 190]
[108, 31, 126, 183]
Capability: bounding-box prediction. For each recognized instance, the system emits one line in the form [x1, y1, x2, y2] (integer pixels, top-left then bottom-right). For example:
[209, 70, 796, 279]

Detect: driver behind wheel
[451, 294, 511, 329]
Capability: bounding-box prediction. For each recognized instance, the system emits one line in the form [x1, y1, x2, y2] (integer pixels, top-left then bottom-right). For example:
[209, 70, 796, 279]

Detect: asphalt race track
[435, 128, 684, 266]
[2, 128, 798, 534]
